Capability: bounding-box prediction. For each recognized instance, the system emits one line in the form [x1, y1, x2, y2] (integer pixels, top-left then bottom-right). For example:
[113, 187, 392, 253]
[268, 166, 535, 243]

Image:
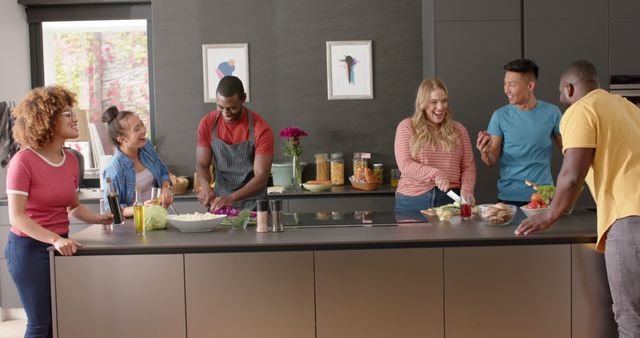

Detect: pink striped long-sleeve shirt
[394, 118, 477, 196]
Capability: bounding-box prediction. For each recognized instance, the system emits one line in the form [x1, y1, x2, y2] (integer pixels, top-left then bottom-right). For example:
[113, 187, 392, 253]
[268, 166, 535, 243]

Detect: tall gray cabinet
[610, 0, 640, 75]
[430, 0, 521, 203]
[524, 0, 610, 107]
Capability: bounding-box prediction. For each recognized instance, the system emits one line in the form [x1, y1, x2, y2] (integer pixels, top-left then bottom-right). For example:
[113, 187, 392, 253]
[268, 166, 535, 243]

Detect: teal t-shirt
[487, 100, 562, 202]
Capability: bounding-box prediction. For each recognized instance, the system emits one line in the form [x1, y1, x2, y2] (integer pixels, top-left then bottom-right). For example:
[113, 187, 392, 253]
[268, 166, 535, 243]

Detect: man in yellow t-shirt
[515, 60, 640, 337]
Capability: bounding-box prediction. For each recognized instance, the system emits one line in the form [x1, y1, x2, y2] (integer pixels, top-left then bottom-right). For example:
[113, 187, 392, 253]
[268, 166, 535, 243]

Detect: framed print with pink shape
[202, 43, 250, 102]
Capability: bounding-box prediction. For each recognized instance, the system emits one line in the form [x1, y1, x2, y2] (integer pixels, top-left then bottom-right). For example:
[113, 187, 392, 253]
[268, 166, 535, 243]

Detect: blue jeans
[5, 232, 58, 338]
[395, 188, 460, 212]
[604, 216, 640, 338]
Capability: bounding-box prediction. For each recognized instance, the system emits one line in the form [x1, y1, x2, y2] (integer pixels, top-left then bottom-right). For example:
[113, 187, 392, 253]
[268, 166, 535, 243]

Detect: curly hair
[12, 85, 77, 149]
[410, 78, 458, 158]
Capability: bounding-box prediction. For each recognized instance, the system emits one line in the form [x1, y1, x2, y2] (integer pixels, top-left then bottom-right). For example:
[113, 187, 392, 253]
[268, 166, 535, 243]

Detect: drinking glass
[99, 198, 114, 231]
[150, 187, 161, 205]
[461, 195, 475, 221]
[390, 169, 401, 188]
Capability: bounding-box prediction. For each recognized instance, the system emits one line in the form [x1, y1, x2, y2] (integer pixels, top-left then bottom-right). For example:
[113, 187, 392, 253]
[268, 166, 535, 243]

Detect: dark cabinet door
[524, 19, 609, 105]
[434, 0, 519, 21]
[610, 19, 640, 75]
[610, 0, 640, 19]
[524, 0, 607, 20]
[435, 20, 521, 203]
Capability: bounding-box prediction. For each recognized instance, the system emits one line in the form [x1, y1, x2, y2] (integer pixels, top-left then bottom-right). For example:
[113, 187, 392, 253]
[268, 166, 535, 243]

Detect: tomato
[526, 201, 541, 209]
[530, 192, 544, 204]
[539, 201, 548, 208]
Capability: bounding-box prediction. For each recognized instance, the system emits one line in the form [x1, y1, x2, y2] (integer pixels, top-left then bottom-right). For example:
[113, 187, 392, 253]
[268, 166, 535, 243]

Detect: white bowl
[520, 206, 549, 218]
[302, 182, 333, 192]
[167, 214, 227, 232]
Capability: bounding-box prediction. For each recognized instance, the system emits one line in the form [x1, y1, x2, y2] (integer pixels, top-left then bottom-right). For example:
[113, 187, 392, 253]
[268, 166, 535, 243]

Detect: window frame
[23, 2, 156, 142]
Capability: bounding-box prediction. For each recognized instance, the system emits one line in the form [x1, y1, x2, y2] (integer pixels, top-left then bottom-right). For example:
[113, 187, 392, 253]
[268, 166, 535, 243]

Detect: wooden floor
[0, 320, 26, 338]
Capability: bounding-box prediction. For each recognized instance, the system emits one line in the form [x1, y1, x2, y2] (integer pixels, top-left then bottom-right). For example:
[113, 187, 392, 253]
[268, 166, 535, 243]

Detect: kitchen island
[50, 209, 616, 338]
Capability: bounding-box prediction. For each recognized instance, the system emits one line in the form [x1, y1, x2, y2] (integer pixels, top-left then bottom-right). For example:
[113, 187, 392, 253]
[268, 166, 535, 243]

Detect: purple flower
[279, 127, 308, 139]
[279, 126, 308, 157]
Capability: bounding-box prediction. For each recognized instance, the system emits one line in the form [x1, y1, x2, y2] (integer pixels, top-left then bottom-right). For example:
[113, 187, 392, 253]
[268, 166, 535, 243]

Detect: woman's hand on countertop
[53, 237, 83, 256]
[96, 212, 113, 225]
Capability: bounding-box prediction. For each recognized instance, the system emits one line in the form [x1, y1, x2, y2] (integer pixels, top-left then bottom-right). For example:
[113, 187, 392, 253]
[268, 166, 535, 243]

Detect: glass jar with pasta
[330, 152, 344, 185]
[315, 153, 330, 182]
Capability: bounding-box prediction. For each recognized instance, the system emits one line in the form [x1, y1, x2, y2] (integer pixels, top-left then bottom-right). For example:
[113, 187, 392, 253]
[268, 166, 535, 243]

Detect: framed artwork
[202, 43, 250, 102]
[326, 40, 373, 100]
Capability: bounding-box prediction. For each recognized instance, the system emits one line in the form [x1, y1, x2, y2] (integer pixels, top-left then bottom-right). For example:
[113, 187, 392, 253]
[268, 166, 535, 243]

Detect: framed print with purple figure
[202, 43, 250, 102]
[326, 40, 373, 100]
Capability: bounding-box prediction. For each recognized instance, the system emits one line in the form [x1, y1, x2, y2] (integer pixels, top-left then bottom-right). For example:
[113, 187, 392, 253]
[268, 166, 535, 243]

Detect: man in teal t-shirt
[476, 59, 563, 205]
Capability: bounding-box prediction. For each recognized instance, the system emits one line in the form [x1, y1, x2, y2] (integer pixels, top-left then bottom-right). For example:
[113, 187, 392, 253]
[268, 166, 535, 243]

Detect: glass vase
[292, 154, 302, 190]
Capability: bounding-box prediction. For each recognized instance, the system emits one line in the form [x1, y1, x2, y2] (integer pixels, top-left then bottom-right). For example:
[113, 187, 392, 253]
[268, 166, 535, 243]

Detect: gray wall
[0, 1, 30, 199]
[8, 0, 640, 205]
[152, 0, 423, 181]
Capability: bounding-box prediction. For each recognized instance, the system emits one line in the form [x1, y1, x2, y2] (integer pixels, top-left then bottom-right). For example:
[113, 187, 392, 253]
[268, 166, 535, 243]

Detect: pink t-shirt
[6, 148, 79, 237]
[394, 118, 477, 196]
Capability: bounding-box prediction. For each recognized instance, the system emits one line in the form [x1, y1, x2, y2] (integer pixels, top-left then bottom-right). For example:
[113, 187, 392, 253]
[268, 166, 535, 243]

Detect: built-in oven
[610, 75, 640, 107]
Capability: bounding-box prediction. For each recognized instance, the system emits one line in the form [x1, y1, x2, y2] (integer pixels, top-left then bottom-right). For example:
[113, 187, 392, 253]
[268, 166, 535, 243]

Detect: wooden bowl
[349, 176, 380, 191]
[171, 178, 189, 195]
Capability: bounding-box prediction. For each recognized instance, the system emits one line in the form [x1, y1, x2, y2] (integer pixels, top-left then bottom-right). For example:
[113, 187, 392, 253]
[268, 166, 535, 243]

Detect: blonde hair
[409, 78, 458, 158]
[12, 85, 77, 149]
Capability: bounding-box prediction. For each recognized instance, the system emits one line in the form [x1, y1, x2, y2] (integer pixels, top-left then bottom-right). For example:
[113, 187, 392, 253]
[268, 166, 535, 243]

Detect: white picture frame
[326, 40, 373, 100]
[202, 43, 250, 102]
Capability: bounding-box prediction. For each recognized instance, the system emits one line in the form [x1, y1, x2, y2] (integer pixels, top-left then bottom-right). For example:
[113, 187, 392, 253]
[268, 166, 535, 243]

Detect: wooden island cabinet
[48, 210, 616, 338]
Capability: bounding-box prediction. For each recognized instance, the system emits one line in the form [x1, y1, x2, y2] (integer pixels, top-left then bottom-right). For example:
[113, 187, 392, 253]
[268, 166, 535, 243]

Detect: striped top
[394, 118, 476, 196]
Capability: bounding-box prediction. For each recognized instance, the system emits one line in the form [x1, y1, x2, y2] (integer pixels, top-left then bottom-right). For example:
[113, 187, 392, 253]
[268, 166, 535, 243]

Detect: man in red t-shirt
[196, 76, 274, 210]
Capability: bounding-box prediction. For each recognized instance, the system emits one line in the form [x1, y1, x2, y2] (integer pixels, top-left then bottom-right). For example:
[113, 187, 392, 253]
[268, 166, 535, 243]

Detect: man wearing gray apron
[195, 76, 273, 211]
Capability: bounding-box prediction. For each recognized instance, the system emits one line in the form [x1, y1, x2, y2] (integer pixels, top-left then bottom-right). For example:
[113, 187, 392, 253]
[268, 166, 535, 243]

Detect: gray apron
[211, 109, 267, 210]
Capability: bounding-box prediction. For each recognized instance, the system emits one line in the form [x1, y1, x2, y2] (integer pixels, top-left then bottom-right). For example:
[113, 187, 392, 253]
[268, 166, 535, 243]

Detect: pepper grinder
[256, 200, 269, 233]
[269, 199, 284, 232]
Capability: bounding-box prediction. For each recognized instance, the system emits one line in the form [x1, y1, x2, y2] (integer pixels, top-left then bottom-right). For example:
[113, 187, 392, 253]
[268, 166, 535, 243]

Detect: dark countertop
[0, 186, 396, 206]
[268, 184, 397, 197]
[61, 209, 598, 256]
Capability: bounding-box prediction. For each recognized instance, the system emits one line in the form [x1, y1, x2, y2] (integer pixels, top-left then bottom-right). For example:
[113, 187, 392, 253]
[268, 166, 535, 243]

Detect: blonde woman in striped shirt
[394, 78, 477, 212]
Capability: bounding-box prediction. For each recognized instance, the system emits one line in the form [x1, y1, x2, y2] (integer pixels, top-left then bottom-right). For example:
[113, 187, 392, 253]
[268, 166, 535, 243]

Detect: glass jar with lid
[352, 153, 369, 181]
[315, 153, 330, 181]
[372, 163, 384, 183]
[330, 152, 344, 185]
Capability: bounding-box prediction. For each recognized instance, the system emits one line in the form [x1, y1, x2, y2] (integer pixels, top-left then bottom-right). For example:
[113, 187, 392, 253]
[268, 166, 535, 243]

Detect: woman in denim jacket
[101, 106, 173, 217]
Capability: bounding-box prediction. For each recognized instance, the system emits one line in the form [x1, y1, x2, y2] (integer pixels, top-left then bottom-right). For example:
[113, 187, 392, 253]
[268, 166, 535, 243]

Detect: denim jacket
[102, 140, 170, 209]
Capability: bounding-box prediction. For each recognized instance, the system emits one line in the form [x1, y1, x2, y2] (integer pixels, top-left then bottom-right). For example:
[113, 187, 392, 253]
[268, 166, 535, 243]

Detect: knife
[446, 190, 462, 203]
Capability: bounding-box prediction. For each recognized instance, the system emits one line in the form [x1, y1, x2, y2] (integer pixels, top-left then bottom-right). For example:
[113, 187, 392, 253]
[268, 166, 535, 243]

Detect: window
[41, 20, 150, 173]
[42, 20, 150, 132]
[23, 2, 152, 185]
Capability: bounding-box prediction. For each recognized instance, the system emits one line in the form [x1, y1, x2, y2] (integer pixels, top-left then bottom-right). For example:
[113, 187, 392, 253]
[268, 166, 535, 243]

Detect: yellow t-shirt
[560, 89, 640, 252]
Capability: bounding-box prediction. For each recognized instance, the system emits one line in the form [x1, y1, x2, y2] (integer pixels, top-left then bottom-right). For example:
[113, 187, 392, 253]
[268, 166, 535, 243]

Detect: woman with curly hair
[394, 78, 477, 212]
[101, 106, 173, 217]
[6, 85, 112, 338]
